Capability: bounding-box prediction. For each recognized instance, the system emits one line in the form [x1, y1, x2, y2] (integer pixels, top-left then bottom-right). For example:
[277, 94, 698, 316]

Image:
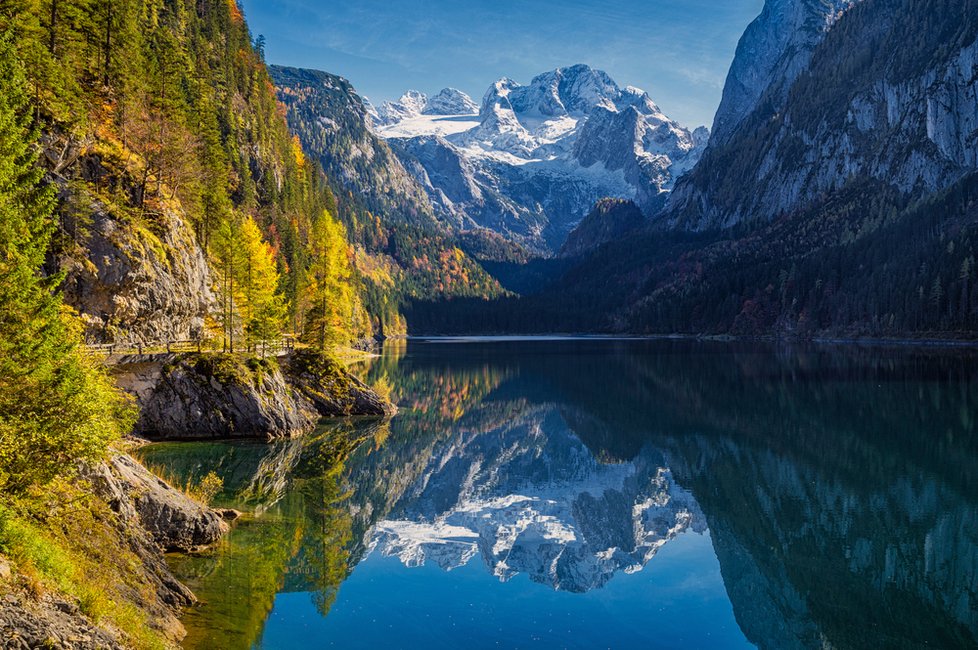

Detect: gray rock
[128, 355, 318, 440]
[287, 350, 396, 418]
[667, 0, 978, 231]
[58, 193, 215, 347]
[102, 454, 229, 553]
[0, 593, 125, 650]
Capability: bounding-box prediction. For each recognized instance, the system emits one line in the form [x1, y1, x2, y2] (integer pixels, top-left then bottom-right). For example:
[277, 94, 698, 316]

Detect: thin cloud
[239, 0, 763, 127]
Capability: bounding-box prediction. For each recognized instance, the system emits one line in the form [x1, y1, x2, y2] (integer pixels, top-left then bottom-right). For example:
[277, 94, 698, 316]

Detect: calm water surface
[139, 339, 978, 649]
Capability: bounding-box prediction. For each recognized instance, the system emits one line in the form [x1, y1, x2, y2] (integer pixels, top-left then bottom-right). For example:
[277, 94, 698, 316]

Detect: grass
[0, 480, 174, 650]
[141, 463, 224, 506]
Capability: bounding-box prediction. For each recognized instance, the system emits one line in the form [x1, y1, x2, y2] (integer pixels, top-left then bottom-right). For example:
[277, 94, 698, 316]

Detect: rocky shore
[0, 452, 231, 648]
[113, 350, 394, 440]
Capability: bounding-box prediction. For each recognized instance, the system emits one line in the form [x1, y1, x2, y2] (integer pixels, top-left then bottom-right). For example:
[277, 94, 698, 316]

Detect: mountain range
[275, 64, 705, 256]
[404, 0, 978, 340]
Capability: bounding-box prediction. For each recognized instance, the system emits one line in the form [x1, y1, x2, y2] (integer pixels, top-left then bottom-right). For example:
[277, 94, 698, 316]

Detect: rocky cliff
[46, 134, 215, 346]
[667, 0, 976, 230]
[708, 0, 859, 146]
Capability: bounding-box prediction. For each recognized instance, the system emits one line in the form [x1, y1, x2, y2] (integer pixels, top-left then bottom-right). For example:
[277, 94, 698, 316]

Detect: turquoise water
[141, 339, 978, 649]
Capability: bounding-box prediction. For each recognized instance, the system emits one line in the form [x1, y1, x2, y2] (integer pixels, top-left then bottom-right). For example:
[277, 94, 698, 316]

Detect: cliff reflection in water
[142, 340, 978, 649]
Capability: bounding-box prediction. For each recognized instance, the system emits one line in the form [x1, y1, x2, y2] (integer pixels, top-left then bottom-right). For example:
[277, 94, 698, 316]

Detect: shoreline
[402, 333, 978, 350]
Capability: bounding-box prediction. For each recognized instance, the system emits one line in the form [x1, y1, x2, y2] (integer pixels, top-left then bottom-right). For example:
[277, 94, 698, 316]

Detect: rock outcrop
[708, 0, 859, 146]
[0, 591, 127, 650]
[288, 350, 396, 418]
[8, 452, 234, 645]
[125, 354, 317, 440]
[57, 194, 214, 348]
[91, 454, 229, 553]
[115, 351, 393, 440]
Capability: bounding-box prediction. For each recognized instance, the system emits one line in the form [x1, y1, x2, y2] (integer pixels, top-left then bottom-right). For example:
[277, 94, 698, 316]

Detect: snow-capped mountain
[371, 88, 481, 127]
[372, 65, 706, 253]
[369, 407, 706, 592]
[425, 88, 480, 116]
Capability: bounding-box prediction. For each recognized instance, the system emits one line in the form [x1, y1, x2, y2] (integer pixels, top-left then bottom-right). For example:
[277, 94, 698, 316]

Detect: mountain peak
[424, 88, 478, 116]
[373, 90, 429, 126]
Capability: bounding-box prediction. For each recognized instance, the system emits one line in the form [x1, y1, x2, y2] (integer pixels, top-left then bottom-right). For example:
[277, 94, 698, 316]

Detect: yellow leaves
[291, 134, 306, 169]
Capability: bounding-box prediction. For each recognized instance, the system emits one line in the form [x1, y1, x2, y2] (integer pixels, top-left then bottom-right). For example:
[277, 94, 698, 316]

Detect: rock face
[666, 0, 978, 231]
[708, 0, 859, 146]
[422, 88, 479, 116]
[116, 352, 392, 440]
[55, 191, 214, 348]
[374, 64, 705, 253]
[125, 354, 317, 440]
[0, 592, 127, 650]
[560, 199, 646, 258]
[96, 454, 230, 552]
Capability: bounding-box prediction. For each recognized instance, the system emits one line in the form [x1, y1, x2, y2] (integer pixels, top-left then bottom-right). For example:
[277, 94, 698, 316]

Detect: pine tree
[0, 35, 132, 493]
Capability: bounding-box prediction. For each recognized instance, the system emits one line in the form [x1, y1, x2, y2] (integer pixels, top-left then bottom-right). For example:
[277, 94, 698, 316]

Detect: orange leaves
[227, 0, 245, 24]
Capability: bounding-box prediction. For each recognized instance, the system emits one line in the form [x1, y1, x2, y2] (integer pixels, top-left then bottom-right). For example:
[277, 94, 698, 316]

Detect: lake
[139, 338, 978, 649]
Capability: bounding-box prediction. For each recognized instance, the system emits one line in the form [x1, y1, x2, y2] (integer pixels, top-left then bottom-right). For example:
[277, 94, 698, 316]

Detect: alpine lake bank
[0, 345, 395, 649]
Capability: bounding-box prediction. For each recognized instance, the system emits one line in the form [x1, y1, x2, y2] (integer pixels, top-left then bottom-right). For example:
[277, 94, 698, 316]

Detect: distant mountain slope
[406, 0, 978, 340]
[269, 66, 504, 332]
[270, 66, 437, 228]
[708, 0, 860, 146]
[375, 65, 705, 254]
[666, 0, 976, 231]
[559, 199, 645, 258]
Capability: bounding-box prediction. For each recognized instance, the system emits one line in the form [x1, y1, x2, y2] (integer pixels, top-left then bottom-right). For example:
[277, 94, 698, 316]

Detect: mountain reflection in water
[140, 339, 978, 649]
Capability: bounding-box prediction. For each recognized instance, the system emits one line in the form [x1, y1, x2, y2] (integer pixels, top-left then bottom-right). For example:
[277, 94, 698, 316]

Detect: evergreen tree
[0, 35, 132, 493]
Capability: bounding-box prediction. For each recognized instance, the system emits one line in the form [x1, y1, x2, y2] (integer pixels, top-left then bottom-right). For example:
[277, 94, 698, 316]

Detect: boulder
[287, 350, 396, 418]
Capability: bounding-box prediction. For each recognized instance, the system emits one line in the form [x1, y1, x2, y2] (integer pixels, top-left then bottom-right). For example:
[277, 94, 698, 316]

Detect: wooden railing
[83, 336, 299, 358]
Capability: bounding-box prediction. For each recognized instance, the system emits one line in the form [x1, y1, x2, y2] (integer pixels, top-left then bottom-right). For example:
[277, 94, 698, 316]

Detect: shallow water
[140, 339, 978, 649]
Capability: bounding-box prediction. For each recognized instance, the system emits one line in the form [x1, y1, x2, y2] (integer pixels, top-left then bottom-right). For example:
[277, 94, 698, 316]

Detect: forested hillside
[2, 0, 366, 350]
[0, 1, 386, 646]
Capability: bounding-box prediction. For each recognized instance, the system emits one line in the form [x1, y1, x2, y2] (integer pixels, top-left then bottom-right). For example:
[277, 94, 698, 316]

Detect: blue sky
[238, 0, 764, 129]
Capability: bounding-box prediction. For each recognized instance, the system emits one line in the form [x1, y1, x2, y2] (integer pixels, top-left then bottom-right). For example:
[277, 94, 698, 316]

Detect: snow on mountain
[424, 88, 479, 116]
[371, 65, 706, 253]
[368, 409, 706, 592]
[374, 90, 430, 126]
